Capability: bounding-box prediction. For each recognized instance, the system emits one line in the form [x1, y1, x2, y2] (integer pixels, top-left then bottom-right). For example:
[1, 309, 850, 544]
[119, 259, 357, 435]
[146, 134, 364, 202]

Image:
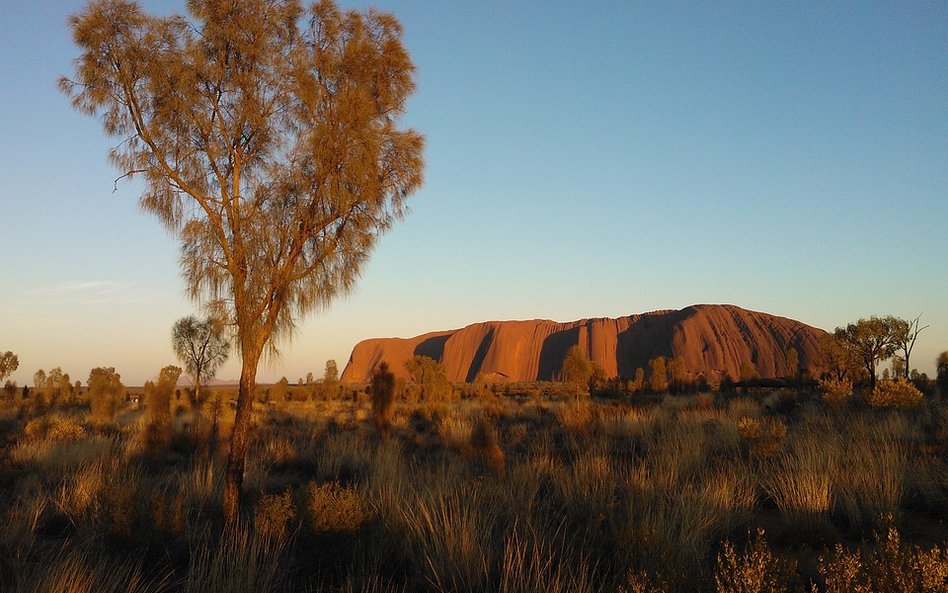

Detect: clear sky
[1, 1, 946, 386]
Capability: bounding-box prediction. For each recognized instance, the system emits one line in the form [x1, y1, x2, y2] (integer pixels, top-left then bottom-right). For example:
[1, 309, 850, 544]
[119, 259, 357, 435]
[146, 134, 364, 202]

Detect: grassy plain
[1, 387, 946, 592]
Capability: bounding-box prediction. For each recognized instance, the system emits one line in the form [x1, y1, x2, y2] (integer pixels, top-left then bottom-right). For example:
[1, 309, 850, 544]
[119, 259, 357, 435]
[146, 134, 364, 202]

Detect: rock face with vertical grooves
[340, 304, 827, 384]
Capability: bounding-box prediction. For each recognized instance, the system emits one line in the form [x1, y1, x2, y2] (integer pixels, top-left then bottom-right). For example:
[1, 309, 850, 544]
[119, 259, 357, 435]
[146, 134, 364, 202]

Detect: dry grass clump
[764, 449, 833, 541]
[499, 525, 597, 593]
[439, 414, 474, 449]
[393, 484, 500, 593]
[727, 398, 762, 422]
[183, 527, 286, 593]
[6, 548, 157, 593]
[832, 429, 907, 534]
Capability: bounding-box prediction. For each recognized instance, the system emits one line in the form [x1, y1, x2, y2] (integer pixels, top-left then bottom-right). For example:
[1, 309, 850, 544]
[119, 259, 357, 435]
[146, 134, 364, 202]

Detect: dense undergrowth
[1, 388, 946, 592]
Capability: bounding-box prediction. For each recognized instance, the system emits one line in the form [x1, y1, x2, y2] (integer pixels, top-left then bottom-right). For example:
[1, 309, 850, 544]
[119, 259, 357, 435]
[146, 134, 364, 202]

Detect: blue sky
[1, 1, 946, 385]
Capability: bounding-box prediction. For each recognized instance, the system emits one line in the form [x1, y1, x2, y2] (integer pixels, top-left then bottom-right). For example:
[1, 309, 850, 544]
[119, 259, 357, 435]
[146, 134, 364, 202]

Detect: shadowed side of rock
[340, 304, 827, 384]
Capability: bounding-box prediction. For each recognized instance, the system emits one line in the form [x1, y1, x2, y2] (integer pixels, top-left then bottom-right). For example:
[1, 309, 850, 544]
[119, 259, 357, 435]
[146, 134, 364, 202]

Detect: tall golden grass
[0, 387, 945, 592]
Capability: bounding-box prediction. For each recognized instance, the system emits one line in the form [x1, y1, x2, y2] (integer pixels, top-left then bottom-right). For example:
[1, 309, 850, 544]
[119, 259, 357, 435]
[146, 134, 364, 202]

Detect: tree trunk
[867, 359, 877, 392]
[222, 343, 262, 526]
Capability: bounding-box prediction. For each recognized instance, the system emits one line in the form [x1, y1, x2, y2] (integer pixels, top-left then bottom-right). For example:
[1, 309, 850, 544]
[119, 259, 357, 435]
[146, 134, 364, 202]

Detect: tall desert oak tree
[62, 0, 424, 523]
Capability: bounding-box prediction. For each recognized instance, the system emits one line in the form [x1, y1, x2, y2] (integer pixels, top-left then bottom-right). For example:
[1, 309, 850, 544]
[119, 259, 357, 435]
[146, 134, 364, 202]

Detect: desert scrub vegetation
[0, 384, 946, 592]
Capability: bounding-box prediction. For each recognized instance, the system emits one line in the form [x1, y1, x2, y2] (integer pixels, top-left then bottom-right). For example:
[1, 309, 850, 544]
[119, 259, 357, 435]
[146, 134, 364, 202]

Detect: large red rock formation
[340, 304, 827, 384]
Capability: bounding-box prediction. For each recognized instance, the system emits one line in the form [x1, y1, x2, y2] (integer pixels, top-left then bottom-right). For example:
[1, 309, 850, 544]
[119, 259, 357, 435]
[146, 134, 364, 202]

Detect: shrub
[371, 362, 396, 438]
[714, 529, 796, 593]
[649, 356, 669, 394]
[467, 416, 505, 477]
[561, 345, 593, 391]
[88, 367, 124, 426]
[270, 377, 290, 402]
[819, 527, 948, 593]
[255, 489, 296, 539]
[868, 379, 924, 409]
[147, 365, 180, 424]
[819, 378, 853, 407]
[305, 481, 370, 534]
[404, 355, 454, 402]
[23, 415, 86, 441]
[736, 416, 786, 457]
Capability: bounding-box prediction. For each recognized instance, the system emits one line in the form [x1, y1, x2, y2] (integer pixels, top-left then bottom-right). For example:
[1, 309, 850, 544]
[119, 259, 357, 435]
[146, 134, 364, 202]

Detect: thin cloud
[26, 280, 158, 305]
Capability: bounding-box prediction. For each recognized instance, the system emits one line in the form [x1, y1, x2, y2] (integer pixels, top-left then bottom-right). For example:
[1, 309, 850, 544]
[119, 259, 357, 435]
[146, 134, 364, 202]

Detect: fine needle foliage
[61, 0, 424, 522]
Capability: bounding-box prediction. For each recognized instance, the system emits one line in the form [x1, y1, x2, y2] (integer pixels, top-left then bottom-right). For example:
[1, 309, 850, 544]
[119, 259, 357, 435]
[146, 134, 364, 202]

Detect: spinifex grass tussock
[7, 547, 161, 593]
[183, 527, 287, 593]
[388, 480, 501, 593]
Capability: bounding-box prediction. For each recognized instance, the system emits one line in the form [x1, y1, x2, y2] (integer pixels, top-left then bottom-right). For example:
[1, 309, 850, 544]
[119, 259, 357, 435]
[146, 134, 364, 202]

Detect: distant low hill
[340, 304, 827, 385]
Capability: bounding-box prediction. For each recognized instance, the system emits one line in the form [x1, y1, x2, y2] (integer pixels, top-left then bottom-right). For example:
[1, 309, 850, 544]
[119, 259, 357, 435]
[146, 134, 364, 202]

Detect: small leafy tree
[148, 365, 181, 425]
[46, 367, 66, 407]
[404, 355, 452, 402]
[632, 367, 645, 393]
[668, 355, 688, 393]
[324, 360, 340, 398]
[32, 369, 49, 414]
[819, 333, 860, 382]
[834, 316, 902, 391]
[561, 345, 593, 392]
[937, 351, 948, 397]
[370, 362, 395, 438]
[88, 367, 124, 425]
[785, 347, 799, 380]
[0, 351, 19, 384]
[172, 316, 230, 409]
[270, 377, 290, 402]
[62, 0, 424, 523]
[648, 356, 668, 394]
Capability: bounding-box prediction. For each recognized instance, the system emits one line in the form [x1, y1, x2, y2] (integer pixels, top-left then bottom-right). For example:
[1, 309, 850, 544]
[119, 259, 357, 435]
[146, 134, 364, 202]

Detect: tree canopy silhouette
[0, 351, 18, 384]
[834, 316, 902, 391]
[172, 315, 230, 404]
[62, 0, 424, 523]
